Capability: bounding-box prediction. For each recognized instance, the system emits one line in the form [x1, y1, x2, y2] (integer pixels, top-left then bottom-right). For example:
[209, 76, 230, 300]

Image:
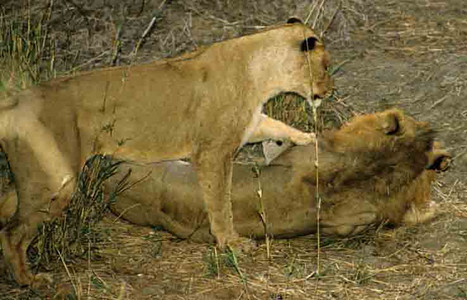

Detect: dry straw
[29, 155, 122, 270]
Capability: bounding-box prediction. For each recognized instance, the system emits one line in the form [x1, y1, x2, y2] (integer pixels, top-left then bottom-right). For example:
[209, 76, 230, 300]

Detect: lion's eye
[301, 37, 317, 52]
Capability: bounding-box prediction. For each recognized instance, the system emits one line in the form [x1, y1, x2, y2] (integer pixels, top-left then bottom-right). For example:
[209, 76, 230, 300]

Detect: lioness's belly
[75, 91, 195, 162]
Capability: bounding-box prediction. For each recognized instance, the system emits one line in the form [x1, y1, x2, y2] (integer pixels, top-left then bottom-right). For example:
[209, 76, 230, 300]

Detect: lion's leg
[402, 200, 438, 225]
[401, 142, 451, 226]
[401, 171, 438, 226]
[149, 211, 200, 239]
[247, 114, 315, 145]
[320, 202, 378, 236]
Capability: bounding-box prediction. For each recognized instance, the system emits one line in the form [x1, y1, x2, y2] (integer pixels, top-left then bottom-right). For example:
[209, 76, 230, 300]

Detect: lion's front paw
[403, 201, 438, 225]
[290, 132, 316, 146]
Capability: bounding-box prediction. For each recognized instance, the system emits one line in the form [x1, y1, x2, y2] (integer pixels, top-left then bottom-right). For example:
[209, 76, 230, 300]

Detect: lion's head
[284, 109, 449, 235]
[324, 108, 433, 154]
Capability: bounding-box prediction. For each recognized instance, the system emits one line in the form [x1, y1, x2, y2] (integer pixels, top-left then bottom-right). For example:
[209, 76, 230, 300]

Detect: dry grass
[28, 156, 120, 272]
[0, 0, 465, 299]
[0, 2, 55, 90]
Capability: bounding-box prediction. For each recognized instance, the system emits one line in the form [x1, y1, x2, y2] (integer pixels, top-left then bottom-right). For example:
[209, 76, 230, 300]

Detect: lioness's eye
[301, 37, 318, 52]
[287, 17, 303, 24]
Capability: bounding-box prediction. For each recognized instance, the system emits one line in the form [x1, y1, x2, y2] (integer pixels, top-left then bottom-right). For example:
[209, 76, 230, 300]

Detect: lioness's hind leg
[20, 118, 77, 215]
[0, 188, 17, 228]
[0, 213, 52, 287]
[248, 114, 315, 145]
[0, 135, 76, 286]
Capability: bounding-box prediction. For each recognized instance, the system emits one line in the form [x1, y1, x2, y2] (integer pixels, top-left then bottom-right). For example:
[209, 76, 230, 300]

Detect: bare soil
[0, 0, 466, 299]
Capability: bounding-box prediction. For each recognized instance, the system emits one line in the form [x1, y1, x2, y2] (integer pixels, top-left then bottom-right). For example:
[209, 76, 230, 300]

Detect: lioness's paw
[225, 236, 257, 255]
[31, 273, 53, 289]
[49, 176, 76, 218]
[291, 132, 316, 146]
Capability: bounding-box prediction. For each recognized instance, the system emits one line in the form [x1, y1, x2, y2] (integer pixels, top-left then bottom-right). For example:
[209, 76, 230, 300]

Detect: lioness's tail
[0, 93, 19, 109]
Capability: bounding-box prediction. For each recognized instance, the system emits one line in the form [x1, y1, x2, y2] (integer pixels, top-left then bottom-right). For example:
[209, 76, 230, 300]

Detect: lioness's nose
[313, 76, 334, 99]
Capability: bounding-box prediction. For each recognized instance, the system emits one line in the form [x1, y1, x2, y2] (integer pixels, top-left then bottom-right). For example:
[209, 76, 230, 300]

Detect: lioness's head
[247, 18, 333, 101]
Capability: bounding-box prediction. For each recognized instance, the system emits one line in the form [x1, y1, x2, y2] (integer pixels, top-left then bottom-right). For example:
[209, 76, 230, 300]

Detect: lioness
[0, 19, 332, 286]
[109, 109, 450, 240]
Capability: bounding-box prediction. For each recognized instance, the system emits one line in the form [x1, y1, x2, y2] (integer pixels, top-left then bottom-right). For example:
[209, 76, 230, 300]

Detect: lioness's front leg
[193, 149, 248, 249]
[193, 150, 235, 247]
[247, 114, 315, 145]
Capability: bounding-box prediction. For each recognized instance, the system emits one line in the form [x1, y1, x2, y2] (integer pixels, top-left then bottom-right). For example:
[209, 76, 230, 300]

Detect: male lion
[109, 109, 450, 240]
[0, 19, 332, 286]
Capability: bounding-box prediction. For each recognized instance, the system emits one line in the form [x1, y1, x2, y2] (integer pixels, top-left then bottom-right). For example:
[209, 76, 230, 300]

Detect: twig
[313, 0, 326, 29]
[304, 1, 319, 25]
[116, 282, 126, 300]
[321, 0, 341, 38]
[214, 246, 220, 279]
[429, 95, 448, 109]
[303, 27, 322, 295]
[113, 203, 142, 223]
[253, 165, 270, 260]
[131, 0, 167, 58]
[65, 50, 110, 74]
[57, 247, 79, 298]
[226, 247, 250, 299]
[111, 19, 124, 66]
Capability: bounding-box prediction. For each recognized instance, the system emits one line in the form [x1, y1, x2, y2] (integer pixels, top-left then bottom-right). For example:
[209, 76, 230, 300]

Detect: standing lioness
[0, 19, 332, 286]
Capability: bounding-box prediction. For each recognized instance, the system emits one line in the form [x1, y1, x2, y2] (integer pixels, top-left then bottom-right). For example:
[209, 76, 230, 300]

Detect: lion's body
[109, 110, 450, 241]
[0, 22, 332, 286]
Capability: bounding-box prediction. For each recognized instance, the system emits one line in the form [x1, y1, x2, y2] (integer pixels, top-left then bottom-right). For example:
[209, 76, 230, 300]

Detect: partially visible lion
[109, 109, 451, 241]
[0, 19, 332, 286]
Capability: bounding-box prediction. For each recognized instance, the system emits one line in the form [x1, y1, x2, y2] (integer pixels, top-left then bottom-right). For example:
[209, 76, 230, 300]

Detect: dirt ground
[0, 0, 466, 299]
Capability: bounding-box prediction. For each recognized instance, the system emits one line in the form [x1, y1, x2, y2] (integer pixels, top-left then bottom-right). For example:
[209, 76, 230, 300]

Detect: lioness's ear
[426, 153, 452, 171]
[301, 37, 318, 52]
[287, 17, 303, 24]
[382, 112, 400, 135]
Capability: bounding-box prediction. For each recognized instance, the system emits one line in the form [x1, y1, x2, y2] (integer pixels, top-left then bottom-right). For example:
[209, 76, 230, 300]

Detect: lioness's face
[249, 23, 333, 101]
[283, 25, 333, 100]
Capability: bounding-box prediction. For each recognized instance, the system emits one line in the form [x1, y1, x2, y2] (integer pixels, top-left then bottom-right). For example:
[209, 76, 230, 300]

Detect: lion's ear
[300, 37, 318, 52]
[382, 112, 400, 135]
[426, 153, 452, 171]
[287, 17, 303, 24]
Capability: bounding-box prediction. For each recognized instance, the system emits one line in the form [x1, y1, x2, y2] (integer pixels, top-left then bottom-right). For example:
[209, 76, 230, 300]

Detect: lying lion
[0, 18, 332, 286]
[109, 109, 450, 241]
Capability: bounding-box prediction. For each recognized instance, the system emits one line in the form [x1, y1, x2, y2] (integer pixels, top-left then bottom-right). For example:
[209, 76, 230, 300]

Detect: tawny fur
[109, 110, 450, 241]
[0, 22, 332, 286]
